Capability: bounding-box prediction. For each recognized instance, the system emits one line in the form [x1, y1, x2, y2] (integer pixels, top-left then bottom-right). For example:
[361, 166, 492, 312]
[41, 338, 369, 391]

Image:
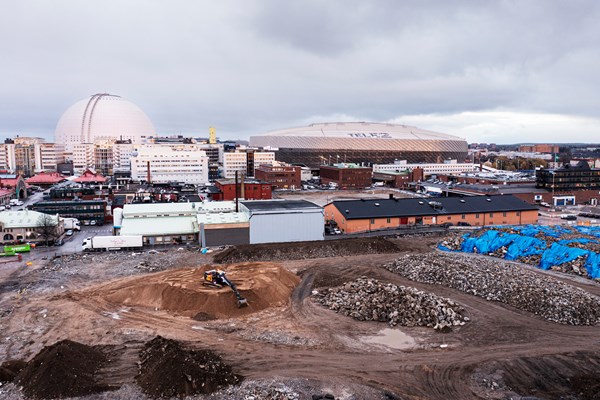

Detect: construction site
[1, 231, 600, 400]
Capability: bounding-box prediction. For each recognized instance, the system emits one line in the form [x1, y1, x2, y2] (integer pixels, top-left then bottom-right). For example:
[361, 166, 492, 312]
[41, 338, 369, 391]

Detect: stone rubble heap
[316, 277, 468, 331]
[384, 252, 600, 326]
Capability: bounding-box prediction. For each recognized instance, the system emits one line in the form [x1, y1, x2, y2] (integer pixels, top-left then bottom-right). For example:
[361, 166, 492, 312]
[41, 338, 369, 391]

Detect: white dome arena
[55, 93, 155, 152]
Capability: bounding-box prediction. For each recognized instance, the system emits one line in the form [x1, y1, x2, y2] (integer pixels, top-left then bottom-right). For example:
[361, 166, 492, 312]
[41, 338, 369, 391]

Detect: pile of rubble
[385, 253, 600, 325]
[315, 277, 468, 331]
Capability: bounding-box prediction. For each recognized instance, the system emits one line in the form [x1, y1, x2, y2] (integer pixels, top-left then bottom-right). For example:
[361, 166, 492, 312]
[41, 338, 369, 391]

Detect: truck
[63, 217, 81, 231]
[82, 235, 143, 251]
[9, 199, 23, 206]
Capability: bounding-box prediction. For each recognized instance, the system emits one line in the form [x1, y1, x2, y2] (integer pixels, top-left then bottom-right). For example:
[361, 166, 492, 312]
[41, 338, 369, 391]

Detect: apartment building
[130, 144, 209, 184]
[33, 143, 65, 173]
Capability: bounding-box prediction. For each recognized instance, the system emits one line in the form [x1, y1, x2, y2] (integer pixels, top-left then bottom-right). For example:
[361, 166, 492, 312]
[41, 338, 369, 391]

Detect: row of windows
[367, 211, 522, 224]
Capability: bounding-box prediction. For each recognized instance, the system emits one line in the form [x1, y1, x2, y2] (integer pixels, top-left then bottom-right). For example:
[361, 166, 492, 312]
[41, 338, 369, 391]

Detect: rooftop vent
[460, 199, 465, 203]
[374, 203, 380, 206]
[345, 210, 349, 213]
[419, 201, 424, 205]
[486, 198, 492, 202]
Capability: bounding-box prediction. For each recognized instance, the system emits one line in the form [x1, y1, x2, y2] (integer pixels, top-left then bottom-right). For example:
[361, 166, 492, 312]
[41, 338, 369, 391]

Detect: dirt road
[1, 237, 600, 399]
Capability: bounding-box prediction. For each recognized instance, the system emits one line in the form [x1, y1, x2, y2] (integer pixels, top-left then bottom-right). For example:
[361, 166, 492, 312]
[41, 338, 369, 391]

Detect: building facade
[213, 179, 272, 201]
[373, 160, 478, 177]
[254, 165, 301, 189]
[320, 163, 373, 189]
[536, 162, 600, 192]
[325, 195, 538, 234]
[130, 144, 209, 184]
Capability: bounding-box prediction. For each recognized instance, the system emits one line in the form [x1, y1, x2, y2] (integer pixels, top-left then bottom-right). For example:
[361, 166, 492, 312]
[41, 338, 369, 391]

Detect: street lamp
[549, 170, 555, 207]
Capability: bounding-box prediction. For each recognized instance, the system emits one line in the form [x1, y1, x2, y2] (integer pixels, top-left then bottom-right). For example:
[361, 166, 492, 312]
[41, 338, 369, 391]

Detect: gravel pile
[315, 277, 468, 331]
[384, 252, 600, 325]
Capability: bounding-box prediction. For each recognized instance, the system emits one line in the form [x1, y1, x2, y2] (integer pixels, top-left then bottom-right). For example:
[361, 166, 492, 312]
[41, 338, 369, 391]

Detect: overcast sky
[1, 0, 600, 143]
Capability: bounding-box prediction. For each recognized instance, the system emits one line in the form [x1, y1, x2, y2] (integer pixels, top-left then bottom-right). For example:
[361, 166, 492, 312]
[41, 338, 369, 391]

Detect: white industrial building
[241, 199, 324, 244]
[373, 160, 479, 177]
[130, 144, 209, 184]
[115, 199, 324, 246]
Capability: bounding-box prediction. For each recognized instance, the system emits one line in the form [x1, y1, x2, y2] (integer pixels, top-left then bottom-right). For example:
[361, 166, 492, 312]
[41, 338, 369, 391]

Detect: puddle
[362, 328, 416, 350]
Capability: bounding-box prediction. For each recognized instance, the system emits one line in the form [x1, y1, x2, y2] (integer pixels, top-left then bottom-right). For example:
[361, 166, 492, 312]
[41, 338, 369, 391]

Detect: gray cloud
[1, 0, 599, 143]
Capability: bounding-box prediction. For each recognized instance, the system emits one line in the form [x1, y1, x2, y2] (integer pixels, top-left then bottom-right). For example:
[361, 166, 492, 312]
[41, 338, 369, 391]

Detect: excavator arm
[203, 270, 248, 307]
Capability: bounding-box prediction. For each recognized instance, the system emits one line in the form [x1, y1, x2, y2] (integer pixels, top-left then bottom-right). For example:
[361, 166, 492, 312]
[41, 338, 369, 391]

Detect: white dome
[55, 93, 155, 151]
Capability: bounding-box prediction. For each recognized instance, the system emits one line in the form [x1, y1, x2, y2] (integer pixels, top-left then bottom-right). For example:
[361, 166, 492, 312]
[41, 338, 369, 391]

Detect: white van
[9, 199, 23, 206]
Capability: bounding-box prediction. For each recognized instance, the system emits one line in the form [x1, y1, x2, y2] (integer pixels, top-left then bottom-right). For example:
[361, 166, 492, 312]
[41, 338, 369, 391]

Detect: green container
[3, 244, 31, 253]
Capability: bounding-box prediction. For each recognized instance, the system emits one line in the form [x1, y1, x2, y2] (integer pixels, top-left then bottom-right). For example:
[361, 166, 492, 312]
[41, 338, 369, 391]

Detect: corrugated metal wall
[249, 211, 324, 244]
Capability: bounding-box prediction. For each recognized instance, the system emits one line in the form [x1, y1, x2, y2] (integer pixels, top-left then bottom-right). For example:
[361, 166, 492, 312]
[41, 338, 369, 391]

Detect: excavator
[202, 269, 248, 307]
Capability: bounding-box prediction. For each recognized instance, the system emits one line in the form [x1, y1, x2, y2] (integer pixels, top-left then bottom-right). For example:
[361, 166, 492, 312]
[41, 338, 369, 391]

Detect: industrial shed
[241, 200, 324, 244]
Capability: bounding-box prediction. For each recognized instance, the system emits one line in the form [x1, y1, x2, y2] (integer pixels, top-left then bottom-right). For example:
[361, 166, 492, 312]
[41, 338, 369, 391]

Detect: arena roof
[254, 122, 462, 140]
[249, 122, 467, 152]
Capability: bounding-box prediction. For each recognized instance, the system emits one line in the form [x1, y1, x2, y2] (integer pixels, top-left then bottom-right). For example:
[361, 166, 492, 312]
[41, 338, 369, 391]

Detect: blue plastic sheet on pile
[584, 252, 600, 278]
[574, 226, 600, 238]
[446, 225, 600, 279]
[505, 235, 547, 260]
[557, 238, 598, 246]
[538, 242, 588, 269]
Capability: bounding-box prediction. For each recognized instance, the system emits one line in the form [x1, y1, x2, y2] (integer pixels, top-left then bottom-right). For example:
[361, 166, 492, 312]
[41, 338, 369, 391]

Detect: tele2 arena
[249, 122, 468, 168]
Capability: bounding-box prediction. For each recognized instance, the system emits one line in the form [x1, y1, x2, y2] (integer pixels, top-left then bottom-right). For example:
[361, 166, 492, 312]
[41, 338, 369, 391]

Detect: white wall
[249, 211, 324, 244]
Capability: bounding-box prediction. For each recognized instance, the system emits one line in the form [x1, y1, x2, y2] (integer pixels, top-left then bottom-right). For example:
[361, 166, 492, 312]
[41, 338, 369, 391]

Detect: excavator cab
[202, 269, 248, 308]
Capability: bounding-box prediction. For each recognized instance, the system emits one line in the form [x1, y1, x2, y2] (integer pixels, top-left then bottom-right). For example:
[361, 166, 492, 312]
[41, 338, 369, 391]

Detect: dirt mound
[14, 339, 114, 399]
[136, 336, 242, 398]
[214, 237, 399, 263]
[96, 262, 299, 319]
[474, 351, 600, 399]
[0, 359, 27, 383]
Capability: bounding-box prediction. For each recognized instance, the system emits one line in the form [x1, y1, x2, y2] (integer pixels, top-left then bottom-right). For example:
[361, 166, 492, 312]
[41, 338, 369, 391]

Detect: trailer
[82, 235, 143, 251]
[4, 244, 31, 253]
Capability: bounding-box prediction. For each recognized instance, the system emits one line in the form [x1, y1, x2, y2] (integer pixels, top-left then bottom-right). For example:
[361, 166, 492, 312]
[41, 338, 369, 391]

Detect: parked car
[561, 215, 577, 220]
[54, 238, 64, 246]
[65, 229, 74, 236]
[0, 205, 5, 211]
[457, 222, 471, 226]
[90, 220, 97, 226]
[333, 227, 341, 234]
[440, 222, 453, 228]
[83, 220, 90, 226]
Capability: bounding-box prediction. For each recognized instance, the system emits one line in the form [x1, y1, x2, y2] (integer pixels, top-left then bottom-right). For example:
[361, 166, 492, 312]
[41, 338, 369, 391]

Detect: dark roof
[242, 199, 321, 212]
[330, 195, 537, 220]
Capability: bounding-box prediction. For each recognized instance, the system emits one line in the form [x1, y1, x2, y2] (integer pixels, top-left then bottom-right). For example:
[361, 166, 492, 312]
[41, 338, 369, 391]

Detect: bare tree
[36, 213, 59, 246]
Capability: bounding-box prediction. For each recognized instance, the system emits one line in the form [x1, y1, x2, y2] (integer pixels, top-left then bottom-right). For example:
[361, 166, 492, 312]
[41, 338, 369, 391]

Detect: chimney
[146, 161, 151, 184]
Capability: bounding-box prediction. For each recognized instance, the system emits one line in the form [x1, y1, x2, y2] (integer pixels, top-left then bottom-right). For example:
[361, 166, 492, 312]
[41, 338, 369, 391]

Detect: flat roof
[0, 210, 58, 228]
[329, 195, 538, 220]
[241, 199, 322, 212]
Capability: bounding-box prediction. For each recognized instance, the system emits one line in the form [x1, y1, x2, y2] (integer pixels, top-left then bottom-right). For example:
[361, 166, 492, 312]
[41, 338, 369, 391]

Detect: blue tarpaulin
[441, 226, 600, 279]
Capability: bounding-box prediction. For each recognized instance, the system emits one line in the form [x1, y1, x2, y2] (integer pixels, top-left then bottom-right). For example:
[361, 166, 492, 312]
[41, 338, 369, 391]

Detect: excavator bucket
[237, 298, 248, 308]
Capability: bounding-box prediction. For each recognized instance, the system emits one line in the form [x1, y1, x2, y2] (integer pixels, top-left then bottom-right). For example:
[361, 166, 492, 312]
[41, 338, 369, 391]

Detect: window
[386, 218, 391, 223]
[476, 213, 480, 218]
[503, 212, 507, 217]
[516, 211, 520, 216]
[370, 218, 375, 224]
[489, 212, 494, 217]
[461, 214, 466, 219]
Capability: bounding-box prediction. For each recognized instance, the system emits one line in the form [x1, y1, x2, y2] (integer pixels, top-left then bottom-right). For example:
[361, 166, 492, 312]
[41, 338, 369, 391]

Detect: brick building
[254, 165, 301, 190]
[519, 144, 559, 154]
[372, 167, 424, 188]
[320, 163, 372, 189]
[325, 195, 538, 234]
[213, 179, 272, 201]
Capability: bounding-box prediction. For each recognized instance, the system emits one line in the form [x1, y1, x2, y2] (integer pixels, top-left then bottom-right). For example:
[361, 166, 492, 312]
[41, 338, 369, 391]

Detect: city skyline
[2, 1, 600, 143]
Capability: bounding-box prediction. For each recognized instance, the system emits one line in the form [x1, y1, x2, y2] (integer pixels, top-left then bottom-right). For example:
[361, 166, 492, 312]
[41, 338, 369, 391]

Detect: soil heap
[135, 336, 242, 398]
[214, 237, 399, 263]
[14, 339, 113, 399]
[316, 277, 468, 330]
[95, 262, 299, 319]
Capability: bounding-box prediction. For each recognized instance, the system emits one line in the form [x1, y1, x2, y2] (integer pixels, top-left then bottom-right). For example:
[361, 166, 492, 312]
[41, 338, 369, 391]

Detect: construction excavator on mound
[202, 269, 248, 307]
